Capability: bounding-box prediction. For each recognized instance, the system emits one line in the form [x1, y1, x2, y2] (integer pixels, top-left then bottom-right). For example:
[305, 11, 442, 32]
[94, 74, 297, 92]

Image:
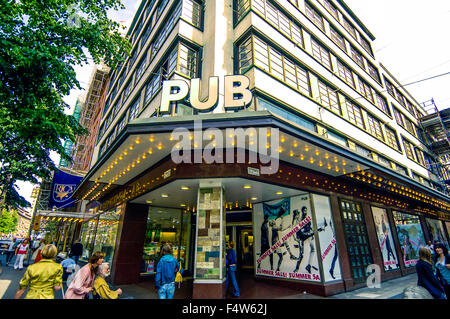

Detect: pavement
[0, 253, 418, 299]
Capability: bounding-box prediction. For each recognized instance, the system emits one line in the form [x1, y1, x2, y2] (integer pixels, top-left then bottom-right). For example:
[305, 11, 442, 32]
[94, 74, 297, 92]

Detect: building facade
[73, 0, 450, 298]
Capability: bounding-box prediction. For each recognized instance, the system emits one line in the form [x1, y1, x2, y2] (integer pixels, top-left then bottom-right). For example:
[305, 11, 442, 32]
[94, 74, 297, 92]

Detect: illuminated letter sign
[160, 75, 252, 113]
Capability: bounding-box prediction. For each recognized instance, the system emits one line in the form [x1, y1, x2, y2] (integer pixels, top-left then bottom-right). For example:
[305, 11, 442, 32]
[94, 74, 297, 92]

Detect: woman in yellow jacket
[14, 244, 63, 299]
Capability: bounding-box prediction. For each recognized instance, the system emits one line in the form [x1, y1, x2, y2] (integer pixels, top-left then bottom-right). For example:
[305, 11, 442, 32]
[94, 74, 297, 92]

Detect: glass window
[257, 97, 316, 131]
[323, 0, 339, 20]
[128, 99, 141, 122]
[350, 46, 365, 69]
[141, 207, 190, 275]
[343, 17, 357, 39]
[318, 80, 340, 114]
[236, 0, 251, 20]
[123, 80, 133, 103]
[311, 38, 331, 69]
[79, 218, 99, 261]
[360, 36, 373, 56]
[385, 79, 395, 98]
[145, 71, 162, 105]
[239, 37, 253, 74]
[337, 60, 354, 87]
[394, 108, 405, 127]
[178, 43, 198, 78]
[116, 114, 127, 135]
[392, 211, 426, 267]
[367, 114, 384, 140]
[135, 56, 147, 83]
[330, 27, 346, 52]
[403, 139, 416, 161]
[358, 78, 374, 103]
[367, 61, 380, 83]
[375, 93, 389, 114]
[345, 99, 365, 129]
[91, 208, 121, 264]
[385, 127, 399, 151]
[182, 0, 202, 28]
[305, 2, 324, 31]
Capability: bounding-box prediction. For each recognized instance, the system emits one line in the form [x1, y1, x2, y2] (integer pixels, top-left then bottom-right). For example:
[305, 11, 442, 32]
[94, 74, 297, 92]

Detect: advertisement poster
[425, 218, 448, 246]
[393, 211, 426, 268]
[371, 207, 399, 271]
[312, 194, 342, 282]
[253, 194, 321, 282]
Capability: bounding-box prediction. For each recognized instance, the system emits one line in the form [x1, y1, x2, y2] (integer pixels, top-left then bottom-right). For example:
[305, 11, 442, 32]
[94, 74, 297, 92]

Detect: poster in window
[253, 194, 321, 282]
[371, 207, 399, 271]
[393, 211, 426, 267]
[312, 194, 342, 282]
[425, 218, 448, 246]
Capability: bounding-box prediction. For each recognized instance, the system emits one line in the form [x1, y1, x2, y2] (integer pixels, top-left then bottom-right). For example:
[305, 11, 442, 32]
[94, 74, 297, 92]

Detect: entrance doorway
[226, 225, 254, 271]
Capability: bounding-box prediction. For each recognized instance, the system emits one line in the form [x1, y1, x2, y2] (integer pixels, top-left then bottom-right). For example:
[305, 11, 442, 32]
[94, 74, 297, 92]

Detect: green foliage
[0, 0, 131, 210]
[0, 208, 19, 234]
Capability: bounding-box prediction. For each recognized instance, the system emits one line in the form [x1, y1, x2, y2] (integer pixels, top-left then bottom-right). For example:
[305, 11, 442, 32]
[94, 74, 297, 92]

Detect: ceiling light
[243, 185, 252, 189]
[251, 197, 257, 200]
[161, 194, 169, 198]
[181, 186, 190, 190]
[276, 191, 283, 195]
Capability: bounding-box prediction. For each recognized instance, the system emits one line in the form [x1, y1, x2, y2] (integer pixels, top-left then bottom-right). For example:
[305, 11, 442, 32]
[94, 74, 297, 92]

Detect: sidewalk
[0, 253, 417, 299]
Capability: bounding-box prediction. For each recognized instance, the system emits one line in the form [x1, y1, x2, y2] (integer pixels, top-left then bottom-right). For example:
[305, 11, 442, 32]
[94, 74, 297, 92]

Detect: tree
[0, 208, 19, 235]
[0, 0, 131, 211]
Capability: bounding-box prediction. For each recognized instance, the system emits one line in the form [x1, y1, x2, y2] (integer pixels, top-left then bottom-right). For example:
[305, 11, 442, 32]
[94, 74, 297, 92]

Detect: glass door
[339, 199, 373, 284]
[236, 226, 254, 270]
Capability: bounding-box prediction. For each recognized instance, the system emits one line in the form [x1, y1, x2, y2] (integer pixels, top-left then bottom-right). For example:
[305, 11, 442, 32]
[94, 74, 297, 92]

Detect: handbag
[175, 270, 183, 288]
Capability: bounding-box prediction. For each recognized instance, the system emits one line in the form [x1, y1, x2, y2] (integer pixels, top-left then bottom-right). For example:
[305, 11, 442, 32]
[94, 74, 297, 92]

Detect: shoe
[293, 268, 299, 273]
[290, 255, 298, 260]
[233, 294, 240, 298]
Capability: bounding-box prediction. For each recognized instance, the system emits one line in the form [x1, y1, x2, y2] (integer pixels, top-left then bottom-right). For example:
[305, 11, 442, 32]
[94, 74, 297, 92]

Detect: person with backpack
[434, 243, 450, 298]
[155, 244, 182, 299]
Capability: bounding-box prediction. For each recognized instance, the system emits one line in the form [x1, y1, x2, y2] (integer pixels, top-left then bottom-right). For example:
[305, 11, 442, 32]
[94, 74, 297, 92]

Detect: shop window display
[91, 208, 121, 264]
[80, 218, 99, 261]
[392, 211, 426, 267]
[141, 207, 186, 275]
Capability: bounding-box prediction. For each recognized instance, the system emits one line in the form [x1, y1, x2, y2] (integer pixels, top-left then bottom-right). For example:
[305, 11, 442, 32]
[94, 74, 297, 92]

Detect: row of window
[256, 96, 437, 189]
[98, 42, 200, 156]
[238, 34, 400, 151]
[105, 0, 202, 120]
[385, 77, 422, 120]
[236, 0, 389, 120]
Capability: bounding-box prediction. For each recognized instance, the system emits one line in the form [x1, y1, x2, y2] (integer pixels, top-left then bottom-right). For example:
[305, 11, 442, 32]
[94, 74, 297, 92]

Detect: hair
[434, 243, 448, 257]
[88, 251, 105, 274]
[96, 263, 110, 277]
[228, 241, 235, 249]
[419, 247, 432, 264]
[40, 244, 57, 259]
[161, 244, 172, 256]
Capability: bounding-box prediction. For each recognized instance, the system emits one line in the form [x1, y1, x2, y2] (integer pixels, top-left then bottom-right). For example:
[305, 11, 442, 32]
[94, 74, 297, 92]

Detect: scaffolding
[70, 65, 110, 172]
[419, 99, 450, 191]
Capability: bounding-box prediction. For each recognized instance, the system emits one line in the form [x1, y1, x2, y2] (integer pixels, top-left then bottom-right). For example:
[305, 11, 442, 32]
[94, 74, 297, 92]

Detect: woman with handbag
[434, 243, 450, 298]
[155, 244, 182, 299]
[64, 251, 105, 299]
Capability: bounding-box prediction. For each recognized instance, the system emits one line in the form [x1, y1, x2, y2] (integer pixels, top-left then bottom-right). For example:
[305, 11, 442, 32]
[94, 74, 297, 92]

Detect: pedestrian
[70, 239, 83, 265]
[60, 253, 76, 282]
[226, 241, 240, 298]
[6, 238, 17, 266]
[64, 251, 105, 299]
[434, 243, 450, 298]
[13, 244, 63, 299]
[31, 239, 45, 264]
[93, 263, 122, 299]
[416, 247, 446, 299]
[155, 244, 182, 299]
[14, 239, 30, 270]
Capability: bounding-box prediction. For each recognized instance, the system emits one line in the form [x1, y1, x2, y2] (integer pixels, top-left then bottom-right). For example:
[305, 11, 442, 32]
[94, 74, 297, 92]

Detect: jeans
[158, 282, 175, 299]
[226, 265, 240, 296]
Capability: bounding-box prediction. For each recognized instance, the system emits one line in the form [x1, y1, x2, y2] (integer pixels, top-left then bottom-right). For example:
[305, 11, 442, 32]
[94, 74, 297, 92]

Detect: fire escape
[419, 98, 450, 191]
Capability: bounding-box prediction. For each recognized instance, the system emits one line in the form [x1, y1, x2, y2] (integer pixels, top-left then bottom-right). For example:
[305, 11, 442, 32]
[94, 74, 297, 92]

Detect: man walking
[70, 239, 83, 265]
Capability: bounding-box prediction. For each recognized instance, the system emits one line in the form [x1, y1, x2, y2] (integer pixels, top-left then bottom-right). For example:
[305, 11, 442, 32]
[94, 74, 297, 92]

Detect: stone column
[192, 182, 226, 298]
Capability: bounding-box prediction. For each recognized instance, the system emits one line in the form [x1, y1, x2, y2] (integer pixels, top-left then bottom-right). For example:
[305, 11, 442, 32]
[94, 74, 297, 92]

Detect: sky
[15, 0, 450, 210]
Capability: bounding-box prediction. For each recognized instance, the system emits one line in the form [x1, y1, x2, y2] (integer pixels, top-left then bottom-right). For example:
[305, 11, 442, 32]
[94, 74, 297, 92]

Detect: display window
[392, 211, 426, 267]
[425, 217, 448, 247]
[80, 217, 99, 261]
[141, 206, 191, 275]
[92, 207, 121, 264]
[371, 207, 399, 271]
